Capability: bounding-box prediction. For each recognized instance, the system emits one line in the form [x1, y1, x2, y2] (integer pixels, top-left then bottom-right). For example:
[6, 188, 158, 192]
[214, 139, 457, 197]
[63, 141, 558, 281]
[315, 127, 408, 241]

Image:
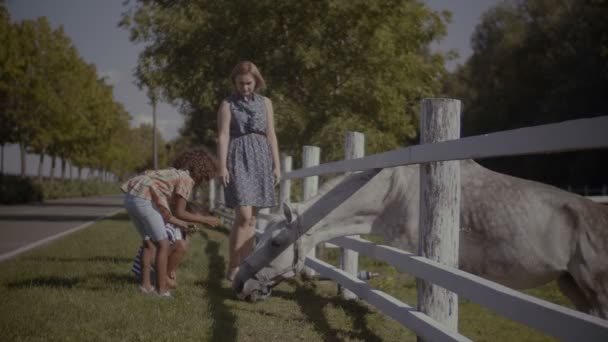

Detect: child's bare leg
[141, 240, 156, 290]
[167, 240, 189, 288]
[154, 238, 171, 294]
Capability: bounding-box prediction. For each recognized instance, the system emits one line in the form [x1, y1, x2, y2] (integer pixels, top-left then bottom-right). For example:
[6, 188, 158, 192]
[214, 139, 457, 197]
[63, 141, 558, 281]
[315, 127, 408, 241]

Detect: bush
[0, 175, 119, 204]
[0, 175, 43, 204]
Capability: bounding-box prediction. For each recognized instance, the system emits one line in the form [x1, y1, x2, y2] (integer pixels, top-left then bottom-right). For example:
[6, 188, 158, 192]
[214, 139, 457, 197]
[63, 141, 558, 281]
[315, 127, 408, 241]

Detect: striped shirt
[131, 223, 183, 279]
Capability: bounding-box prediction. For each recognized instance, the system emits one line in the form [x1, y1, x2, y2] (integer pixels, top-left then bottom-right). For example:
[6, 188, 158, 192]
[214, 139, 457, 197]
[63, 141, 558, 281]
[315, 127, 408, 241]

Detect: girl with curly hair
[121, 147, 220, 297]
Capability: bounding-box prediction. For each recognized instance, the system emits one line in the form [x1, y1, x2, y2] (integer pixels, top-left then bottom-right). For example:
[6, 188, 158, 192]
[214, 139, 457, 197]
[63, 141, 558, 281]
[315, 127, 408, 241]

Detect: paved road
[0, 194, 124, 261]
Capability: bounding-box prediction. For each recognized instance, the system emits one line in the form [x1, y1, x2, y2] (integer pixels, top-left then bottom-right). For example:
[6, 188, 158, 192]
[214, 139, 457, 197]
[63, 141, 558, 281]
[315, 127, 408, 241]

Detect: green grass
[0, 217, 568, 341]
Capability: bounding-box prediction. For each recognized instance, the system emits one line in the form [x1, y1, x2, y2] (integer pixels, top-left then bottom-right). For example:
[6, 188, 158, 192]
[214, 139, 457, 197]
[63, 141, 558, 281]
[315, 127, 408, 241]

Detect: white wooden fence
[209, 98, 608, 341]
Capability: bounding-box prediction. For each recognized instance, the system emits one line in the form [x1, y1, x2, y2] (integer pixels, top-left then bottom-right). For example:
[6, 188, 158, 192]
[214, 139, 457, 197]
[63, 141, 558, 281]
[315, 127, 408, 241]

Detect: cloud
[132, 112, 182, 141]
[99, 69, 122, 86]
[133, 112, 152, 126]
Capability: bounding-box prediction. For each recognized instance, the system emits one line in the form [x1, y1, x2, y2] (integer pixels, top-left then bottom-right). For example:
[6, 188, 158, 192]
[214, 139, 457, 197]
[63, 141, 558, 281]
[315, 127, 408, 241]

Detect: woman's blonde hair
[230, 61, 266, 91]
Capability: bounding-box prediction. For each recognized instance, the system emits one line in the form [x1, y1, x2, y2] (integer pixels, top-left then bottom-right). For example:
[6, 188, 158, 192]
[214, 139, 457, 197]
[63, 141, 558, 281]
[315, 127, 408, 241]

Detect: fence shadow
[272, 278, 383, 342]
[105, 212, 130, 221]
[195, 231, 237, 342]
[35, 202, 123, 209]
[23, 256, 133, 264]
[7, 276, 81, 289]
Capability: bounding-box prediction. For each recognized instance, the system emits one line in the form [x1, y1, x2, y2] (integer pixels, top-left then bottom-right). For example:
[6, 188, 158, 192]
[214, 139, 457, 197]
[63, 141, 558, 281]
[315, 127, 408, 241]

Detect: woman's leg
[227, 205, 255, 280]
[243, 208, 258, 262]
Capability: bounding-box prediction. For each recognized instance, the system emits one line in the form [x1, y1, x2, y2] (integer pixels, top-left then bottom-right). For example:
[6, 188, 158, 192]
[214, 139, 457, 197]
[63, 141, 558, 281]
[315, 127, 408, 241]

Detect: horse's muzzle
[233, 277, 272, 302]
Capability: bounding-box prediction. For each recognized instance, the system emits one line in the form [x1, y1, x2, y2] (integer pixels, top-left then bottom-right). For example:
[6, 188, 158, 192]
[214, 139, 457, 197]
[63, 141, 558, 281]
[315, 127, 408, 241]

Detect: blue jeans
[124, 193, 168, 241]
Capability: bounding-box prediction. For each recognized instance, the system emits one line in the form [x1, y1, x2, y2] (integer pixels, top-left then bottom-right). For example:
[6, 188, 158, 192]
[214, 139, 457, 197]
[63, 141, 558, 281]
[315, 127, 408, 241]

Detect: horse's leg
[566, 258, 608, 318]
[557, 273, 594, 314]
[561, 204, 608, 319]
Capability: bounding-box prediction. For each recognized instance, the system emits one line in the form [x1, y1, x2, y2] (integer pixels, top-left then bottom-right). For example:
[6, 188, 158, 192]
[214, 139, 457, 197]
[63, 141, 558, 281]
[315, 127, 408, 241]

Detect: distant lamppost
[150, 92, 158, 170]
[165, 143, 171, 167]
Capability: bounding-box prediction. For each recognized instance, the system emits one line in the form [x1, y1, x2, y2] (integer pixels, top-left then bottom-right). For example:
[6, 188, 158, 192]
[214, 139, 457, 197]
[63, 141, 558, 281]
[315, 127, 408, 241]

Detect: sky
[3, 0, 500, 176]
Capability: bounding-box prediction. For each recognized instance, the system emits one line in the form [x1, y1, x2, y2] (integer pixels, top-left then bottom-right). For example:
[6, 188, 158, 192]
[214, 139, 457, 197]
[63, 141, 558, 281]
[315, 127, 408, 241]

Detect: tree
[121, 0, 452, 162]
[444, 0, 608, 188]
[0, 3, 19, 173]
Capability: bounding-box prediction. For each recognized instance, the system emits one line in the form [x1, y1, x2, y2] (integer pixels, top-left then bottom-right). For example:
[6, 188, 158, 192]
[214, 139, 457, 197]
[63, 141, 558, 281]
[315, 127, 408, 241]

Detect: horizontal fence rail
[285, 116, 608, 179]
[328, 236, 608, 341]
[304, 257, 472, 342]
[210, 111, 608, 341]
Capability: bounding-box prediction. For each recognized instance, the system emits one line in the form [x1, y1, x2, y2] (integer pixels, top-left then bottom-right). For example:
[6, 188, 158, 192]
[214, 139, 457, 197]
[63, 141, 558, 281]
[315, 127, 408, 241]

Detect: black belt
[231, 132, 266, 138]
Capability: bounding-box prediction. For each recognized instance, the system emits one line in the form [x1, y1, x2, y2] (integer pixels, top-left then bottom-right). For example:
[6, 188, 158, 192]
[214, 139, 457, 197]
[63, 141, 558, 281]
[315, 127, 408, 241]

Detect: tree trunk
[19, 143, 26, 178]
[78, 167, 82, 180]
[50, 156, 56, 182]
[37, 153, 44, 182]
[152, 96, 158, 170]
[69, 161, 73, 180]
[0, 144, 4, 175]
[61, 157, 66, 180]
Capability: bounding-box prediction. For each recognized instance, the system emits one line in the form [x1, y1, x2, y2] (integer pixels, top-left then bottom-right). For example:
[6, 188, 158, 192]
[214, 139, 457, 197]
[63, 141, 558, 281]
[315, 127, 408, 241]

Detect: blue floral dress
[224, 93, 277, 209]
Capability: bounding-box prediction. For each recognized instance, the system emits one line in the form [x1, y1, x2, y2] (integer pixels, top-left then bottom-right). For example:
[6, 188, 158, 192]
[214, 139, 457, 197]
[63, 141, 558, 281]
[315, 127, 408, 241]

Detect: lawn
[0, 213, 566, 341]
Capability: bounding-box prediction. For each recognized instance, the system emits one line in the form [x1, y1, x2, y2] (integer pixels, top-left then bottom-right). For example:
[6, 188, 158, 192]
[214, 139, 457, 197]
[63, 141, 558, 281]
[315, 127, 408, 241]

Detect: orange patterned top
[120, 168, 194, 220]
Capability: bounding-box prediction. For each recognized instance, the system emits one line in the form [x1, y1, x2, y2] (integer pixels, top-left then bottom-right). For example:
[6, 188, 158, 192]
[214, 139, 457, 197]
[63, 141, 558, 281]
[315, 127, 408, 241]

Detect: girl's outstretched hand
[184, 224, 199, 235]
[204, 216, 221, 228]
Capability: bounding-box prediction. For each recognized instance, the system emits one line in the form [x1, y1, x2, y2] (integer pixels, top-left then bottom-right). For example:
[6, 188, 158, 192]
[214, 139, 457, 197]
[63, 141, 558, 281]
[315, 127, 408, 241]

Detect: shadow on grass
[97, 272, 137, 285]
[105, 212, 130, 221]
[210, 225, 231, 236]
[34, 202, 123, 209]
[272, 279, 383, 342]
[24, 256, 133, 264]
[195, 231, 237, 342]
[7, 276, 80, 289]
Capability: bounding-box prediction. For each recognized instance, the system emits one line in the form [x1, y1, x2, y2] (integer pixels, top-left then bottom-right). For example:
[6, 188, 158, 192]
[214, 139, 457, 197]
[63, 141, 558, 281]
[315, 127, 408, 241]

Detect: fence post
[340, 131, 365, 299]
[216, 180, 228, 226]
[278, 154, 293, 210]
[302, 145, 320, 277]
[417, 98, 461, 336]
[209, 178, 216, 211]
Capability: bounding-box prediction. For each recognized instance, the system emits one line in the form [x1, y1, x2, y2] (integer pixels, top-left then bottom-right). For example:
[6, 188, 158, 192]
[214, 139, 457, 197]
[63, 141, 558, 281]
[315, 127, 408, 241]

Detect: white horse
[233, 160, 608, 318]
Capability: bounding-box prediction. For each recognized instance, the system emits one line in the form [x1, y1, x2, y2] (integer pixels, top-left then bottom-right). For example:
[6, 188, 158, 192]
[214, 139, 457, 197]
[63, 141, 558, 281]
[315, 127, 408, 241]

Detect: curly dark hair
[172, 147, 217, 185]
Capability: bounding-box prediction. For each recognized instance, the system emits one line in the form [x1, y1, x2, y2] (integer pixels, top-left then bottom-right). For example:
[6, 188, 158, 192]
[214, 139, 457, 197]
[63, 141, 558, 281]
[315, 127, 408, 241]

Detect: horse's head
[233, 168, 387, 301]
[233, 203, 306, 301]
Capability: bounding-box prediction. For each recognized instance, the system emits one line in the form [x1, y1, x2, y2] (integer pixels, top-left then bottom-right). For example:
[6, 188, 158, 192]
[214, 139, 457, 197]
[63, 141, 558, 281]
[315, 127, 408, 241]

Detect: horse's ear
[282, 202, 295, 223]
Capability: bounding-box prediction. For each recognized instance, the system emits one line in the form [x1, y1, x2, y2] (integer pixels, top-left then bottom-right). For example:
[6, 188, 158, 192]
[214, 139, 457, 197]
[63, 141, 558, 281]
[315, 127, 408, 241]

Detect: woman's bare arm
[217, 100, 231, 186]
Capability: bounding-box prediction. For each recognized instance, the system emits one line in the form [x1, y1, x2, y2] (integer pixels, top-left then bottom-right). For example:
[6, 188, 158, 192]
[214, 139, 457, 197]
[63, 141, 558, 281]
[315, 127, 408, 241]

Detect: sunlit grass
[0, 217, 567, 341]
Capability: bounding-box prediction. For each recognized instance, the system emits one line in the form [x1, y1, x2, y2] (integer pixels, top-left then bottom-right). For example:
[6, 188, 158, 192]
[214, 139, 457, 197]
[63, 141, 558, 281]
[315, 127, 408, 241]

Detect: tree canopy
[443, 0, 608, 188]
[121, 0, 452, 162]
[0, 5, 161, 179]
